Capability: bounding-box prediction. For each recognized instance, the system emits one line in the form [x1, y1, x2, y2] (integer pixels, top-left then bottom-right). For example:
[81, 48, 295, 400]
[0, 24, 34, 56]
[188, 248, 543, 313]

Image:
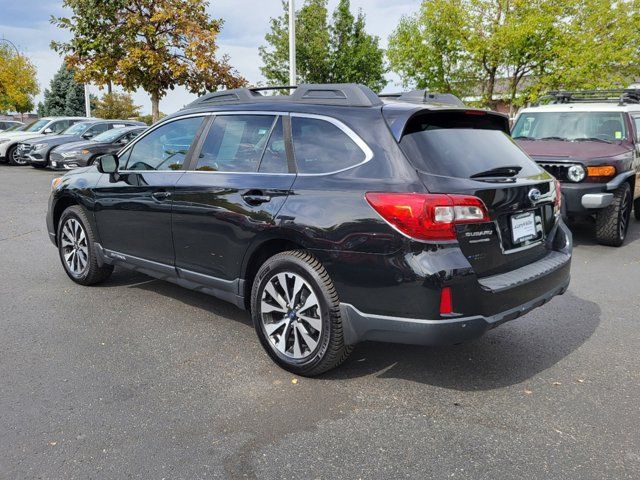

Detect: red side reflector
[440, 287, 453, 315]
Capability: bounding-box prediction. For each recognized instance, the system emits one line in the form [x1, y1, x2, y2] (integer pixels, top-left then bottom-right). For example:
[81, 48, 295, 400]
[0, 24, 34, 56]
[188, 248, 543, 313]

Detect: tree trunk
[151, 91, 160, 123]
[107, 81, 112, 95]
[485, 68, 497, 109]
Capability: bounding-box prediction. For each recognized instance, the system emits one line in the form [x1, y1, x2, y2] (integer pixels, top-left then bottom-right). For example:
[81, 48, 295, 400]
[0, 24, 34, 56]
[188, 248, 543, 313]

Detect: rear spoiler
[382, 107, 510, 142]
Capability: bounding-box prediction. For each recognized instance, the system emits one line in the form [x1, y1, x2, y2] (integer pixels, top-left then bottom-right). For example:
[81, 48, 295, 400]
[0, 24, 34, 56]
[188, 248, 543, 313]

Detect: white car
[0, 120, 23, 131]
[0, 117, 89, 165]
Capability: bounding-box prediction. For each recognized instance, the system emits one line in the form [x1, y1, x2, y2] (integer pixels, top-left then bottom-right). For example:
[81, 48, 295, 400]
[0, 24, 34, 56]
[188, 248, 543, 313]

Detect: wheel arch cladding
[242, 238, 304, 310]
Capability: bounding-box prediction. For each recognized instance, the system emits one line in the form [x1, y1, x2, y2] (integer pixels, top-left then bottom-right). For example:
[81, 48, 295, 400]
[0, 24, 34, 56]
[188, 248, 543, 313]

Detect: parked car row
[0, 120, 24, 131]
[0, 117, 146, 168]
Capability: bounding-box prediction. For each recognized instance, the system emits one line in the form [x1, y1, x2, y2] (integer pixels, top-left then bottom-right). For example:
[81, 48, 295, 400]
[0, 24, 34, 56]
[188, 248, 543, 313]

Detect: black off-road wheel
[595, 182, 632, 247]
[57, 206, 114, 285]
[251, 250, 353, 376]
[7, 145, 27, 166]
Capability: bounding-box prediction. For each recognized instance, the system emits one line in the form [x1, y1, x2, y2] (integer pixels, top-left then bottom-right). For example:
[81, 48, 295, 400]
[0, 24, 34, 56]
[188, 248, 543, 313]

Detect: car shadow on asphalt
[102, 268, 600, 391]
[326, 291, 600, 389]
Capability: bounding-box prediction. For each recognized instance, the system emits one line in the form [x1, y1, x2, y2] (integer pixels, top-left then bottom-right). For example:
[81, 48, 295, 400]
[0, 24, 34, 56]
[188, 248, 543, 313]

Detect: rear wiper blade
[540, 136, 567, 141]
[470, 165, 522, 178]
[513, 135, 536, 140]
[572, 137, 612, 144]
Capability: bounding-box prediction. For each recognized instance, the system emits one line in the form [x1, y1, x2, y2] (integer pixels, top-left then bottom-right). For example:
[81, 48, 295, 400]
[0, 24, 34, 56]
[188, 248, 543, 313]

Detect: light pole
[0, 37, 20, 57]
[288, 0, 296, 86]
[84, 84, 91, 117]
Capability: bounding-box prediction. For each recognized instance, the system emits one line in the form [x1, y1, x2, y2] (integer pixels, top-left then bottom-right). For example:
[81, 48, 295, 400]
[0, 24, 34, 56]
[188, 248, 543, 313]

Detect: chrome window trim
[115, 110, 373, 176]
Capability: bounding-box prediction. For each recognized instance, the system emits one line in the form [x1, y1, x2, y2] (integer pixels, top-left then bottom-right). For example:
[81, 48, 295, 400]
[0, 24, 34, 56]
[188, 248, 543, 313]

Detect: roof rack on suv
[380, 90, 465, 107]
[185, 83, 383, 108]
[541, 89, 640, 105]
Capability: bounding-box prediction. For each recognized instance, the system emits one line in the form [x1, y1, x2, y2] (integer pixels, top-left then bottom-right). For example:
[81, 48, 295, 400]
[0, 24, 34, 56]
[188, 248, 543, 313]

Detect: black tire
[251, 250, 353, 376]
[634, 197, 640, 221]
[57, 205, 114, 285]
[595, 182, 632, 247]
[7, 144, 26, 166]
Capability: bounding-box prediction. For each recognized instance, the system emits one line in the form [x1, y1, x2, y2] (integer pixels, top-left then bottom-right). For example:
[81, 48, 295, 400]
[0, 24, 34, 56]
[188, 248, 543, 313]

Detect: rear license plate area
[510, 209, 543, 246]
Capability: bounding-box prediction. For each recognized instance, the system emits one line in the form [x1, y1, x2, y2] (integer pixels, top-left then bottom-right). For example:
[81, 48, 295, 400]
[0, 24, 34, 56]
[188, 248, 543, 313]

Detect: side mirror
[119, 138, 129, 145]
[96, 154, 118, 174]
[83, 132, 94, 139]
[43, 128, 53, 134]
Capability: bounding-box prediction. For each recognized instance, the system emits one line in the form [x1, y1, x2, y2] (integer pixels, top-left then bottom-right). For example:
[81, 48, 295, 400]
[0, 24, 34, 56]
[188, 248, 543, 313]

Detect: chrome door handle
[152, 191, 171, 200]
[242, 193, 271, 205]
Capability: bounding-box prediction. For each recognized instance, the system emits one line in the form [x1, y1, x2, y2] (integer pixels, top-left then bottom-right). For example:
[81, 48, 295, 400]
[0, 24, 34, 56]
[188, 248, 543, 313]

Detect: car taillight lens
[365, 192, 490, 241]
[554, 179, 562, 216]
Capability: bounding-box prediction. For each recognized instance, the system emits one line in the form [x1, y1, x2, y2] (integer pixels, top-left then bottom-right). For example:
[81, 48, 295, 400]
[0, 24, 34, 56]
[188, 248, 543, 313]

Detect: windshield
[24, 119, 49, 132]
[6, 124, 25, 132]
[93, 128, 131, 143]
[62, 122, 92, 135]
[512, 111, 628, 142]
[400, 112, 541, 179]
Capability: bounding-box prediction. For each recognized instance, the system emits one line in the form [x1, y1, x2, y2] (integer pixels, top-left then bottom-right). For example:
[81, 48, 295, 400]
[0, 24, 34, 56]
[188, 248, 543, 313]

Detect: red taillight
[439, 287, 453, 315]
[554, 179, 562, 215]
[365, 192, 490, 241]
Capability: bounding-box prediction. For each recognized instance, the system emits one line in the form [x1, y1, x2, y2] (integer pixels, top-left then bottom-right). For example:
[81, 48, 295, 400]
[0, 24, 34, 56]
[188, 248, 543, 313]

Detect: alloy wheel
[11, 147, 26, 165]
[260, 271, 323, 359]
[60, 218, 89, 276]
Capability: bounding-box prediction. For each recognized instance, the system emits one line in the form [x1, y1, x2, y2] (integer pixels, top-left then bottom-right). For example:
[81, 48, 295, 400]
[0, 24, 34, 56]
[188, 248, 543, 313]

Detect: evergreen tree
[41, 63, 86, 117]
[259, 0, 386, 91]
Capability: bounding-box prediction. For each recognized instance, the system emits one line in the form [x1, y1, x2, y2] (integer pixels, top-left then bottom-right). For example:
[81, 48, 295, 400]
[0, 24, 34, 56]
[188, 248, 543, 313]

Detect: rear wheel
[251, 250, 352, 376]
[7, 145, 27, 166]
[58, 206, 114, 285]
[634, 197, 640, 221]
[595, 182, 632, 247]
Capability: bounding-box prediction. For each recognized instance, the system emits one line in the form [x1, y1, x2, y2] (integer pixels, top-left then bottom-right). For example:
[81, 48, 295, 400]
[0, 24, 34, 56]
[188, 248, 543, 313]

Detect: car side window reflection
[124, 117, 204, 171]
[195, 115, 277, 172]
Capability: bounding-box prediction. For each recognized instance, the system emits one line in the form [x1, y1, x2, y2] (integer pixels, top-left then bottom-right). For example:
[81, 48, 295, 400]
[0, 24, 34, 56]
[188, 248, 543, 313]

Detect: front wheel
[7, 145, 27, 166]
[251, 250, 352, 376]
[595, 182, 632, 247]
[58, 206, 114, 285]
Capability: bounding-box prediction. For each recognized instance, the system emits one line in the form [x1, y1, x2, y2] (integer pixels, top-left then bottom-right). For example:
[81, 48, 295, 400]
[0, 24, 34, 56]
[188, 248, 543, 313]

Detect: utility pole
[84, 84, 91, 117]
[288, 0, 296, 86]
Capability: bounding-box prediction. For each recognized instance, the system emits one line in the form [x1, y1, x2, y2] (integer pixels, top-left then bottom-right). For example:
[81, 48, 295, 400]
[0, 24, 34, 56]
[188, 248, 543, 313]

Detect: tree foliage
[388, 0, 640, 109]
[259, 0, 386, 92]
[52, 0, 246, 122]
[0, 46, 39, 114]
[92, 92, 141, 119]
[40, 63, 86, 117]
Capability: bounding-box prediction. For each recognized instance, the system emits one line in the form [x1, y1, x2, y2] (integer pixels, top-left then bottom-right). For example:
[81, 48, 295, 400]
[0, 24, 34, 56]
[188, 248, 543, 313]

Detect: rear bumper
[340, 278, 569, 346]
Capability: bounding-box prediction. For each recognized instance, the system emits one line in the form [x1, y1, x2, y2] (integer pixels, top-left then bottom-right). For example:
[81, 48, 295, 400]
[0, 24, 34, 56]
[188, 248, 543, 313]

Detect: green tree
[388, 0, 475, 96]
[259, 0, 386, 91]
[51, 0, 125, 93]
[52, 0, 246, 123]
[388, 0, 640, 109]
[41, 63, 86, 117]
[0, 46, 39, 116]
[93, 92, 141, 119]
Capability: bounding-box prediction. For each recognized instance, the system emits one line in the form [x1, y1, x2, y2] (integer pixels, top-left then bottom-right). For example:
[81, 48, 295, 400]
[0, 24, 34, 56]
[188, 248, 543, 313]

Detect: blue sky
[0, 0, 418, 115]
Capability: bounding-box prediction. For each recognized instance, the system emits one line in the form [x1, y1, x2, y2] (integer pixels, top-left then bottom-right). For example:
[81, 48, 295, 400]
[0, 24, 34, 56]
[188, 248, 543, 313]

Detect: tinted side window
[50, 120, 70, 133]
[87, 123, 109, 136]
[124, 116, 204, 171]
[291, 117, 365, 174]
[196, 115, 276, 172]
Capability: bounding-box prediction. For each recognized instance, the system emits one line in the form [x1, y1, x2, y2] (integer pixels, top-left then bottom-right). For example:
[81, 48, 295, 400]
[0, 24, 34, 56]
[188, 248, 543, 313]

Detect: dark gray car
[20, 119, 145, 168]
[50, 126, 146, 170]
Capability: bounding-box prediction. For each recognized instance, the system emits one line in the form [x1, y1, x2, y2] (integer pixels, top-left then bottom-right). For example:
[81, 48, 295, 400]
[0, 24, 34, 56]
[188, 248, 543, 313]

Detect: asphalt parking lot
[0, 164, 639, 479]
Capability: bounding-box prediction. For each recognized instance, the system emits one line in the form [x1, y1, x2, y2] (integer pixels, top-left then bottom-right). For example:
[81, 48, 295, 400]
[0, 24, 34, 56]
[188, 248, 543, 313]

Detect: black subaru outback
[47, 84, 572, 376]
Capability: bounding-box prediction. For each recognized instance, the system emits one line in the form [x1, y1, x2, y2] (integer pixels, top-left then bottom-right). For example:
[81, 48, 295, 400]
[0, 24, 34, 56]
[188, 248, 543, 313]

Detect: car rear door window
[123, 116, 204, 171]
[291, 117, 366, 174]
[86, 123, 109, 137]
[195, 115, 278, 172]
